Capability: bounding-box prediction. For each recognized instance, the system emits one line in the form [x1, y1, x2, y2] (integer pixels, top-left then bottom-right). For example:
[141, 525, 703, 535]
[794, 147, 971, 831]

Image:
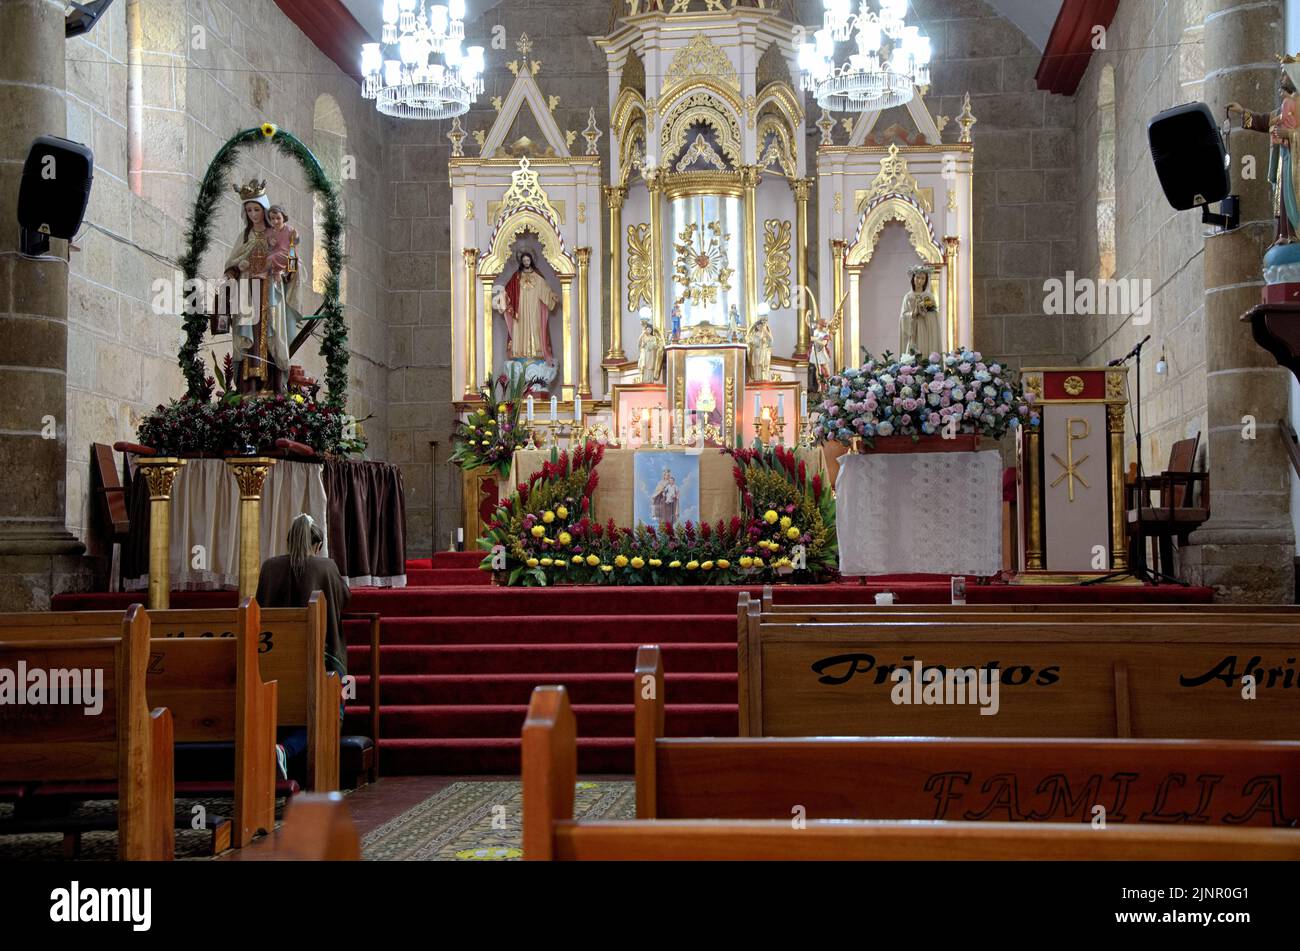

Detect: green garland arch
[177, 124, 348, 408]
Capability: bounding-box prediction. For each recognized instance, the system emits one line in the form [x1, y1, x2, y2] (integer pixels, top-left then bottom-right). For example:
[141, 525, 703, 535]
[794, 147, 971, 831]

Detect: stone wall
[1070, 0, 1210, 473]
[62, 0, 390, 568]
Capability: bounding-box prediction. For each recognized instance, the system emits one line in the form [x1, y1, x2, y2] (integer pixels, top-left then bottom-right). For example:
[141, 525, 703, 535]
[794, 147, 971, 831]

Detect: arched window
[1097, 65, 1116, 281]
[312, 94, 348, 301]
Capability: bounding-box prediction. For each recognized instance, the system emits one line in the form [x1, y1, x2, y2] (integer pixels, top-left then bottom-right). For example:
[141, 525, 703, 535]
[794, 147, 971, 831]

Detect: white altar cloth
[836, 450, 1003, 577]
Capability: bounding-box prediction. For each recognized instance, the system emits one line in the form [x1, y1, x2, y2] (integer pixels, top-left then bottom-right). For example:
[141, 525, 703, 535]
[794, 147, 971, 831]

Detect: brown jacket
[255, 554, 351, 678]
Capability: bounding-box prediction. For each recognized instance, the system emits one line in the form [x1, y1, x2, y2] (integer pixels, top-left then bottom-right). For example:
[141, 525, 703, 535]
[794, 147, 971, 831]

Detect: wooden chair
[92, 443, 131, 592]
[523, 686, 1300, 861]
[1126, 434, 1210, 578]
[635, 645, 1300, 824]
[0, 606, 174, 860]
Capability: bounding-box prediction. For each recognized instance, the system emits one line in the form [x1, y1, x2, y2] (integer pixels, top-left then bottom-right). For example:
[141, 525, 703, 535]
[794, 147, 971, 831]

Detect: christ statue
[651, 467, 680, 527]
[498, 251, 559, 363]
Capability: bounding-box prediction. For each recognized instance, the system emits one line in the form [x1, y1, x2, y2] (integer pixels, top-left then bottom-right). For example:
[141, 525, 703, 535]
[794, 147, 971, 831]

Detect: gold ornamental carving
[662, 34, 740, 101]
[684, 324, 728, 344]
[675, 132, 728, 172]
[673, 215, 734, 306]
[138, 458, 186, 500]
[661, 91, 742, 168]
[626, 223, 653, 312]
[861, 143, 931, 213]
[1106, 402, 1127, 431]
[1106, 371, 1126, 400]
[1049, 418, 1091, 503]
[226, 457, 277, 499]
[1023, 373, 1043, 401]
[495, 156, 562, 226]
[1063, 375, 1085, 396]
[958, 92, 978, 143]
[762, 219, 792, 309]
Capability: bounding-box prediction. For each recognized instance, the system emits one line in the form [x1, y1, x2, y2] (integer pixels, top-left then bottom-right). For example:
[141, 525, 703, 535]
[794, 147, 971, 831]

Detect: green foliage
[450, 373, 535, 478]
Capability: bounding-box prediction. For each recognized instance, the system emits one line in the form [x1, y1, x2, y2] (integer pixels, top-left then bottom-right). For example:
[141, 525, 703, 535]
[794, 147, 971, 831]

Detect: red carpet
[51, 552, 1213, 774]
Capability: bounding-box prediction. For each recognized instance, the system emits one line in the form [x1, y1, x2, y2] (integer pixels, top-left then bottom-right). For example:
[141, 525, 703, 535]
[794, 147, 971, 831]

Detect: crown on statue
[233, 178, 268, 201]
[908, 265, 932, 276]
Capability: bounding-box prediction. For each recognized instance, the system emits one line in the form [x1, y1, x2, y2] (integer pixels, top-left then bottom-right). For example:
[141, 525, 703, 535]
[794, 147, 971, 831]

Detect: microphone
[1109, 335, 1151, 366]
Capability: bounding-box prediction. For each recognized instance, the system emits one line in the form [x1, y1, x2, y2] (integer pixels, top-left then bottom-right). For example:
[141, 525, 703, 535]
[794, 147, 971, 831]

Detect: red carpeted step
[405, 568, 492, 586]
[347, 642, 735, 676]
[347, 702, 737, 739]
[346, 585, 760, 617]
[346, 614, 735, 646]
[351, 672, 736, 705]
[379, 736, 633, 774]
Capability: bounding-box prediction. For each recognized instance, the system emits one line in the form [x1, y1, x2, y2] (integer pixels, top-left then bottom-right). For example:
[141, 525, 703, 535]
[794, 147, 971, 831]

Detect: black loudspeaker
[16, 135, 94, 255]
[1148, 102, 1229, 210]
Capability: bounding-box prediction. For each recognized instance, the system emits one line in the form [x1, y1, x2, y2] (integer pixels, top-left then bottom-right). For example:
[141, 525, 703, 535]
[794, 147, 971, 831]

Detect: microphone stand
[1084, 335, 1187, 586]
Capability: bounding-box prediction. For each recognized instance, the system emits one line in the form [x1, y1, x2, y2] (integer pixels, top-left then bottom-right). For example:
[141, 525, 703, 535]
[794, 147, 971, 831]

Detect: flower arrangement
[813, 349, 1039, 448]
[478, 442, 837, 586]
[450, 373, 534, 478]
[136, 394, 365, 456]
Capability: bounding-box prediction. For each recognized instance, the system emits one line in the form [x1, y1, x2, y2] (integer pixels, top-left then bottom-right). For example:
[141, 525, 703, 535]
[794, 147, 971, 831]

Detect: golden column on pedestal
[944, 236, 960, 353]
[1020, 372, 1045, 571]
[576, 247, 592, 397]
[1107, 397, 1129, 572]
[646, 168, 665, 334]
[742, 165, 761, 323]
[830, 239, 847, 367]
[463, 248, 479, 397]
[226, 457, 277, 600]
[603, 186, 627, 364]
[793, 178, 814, 358]
[136, 457, 186, 610]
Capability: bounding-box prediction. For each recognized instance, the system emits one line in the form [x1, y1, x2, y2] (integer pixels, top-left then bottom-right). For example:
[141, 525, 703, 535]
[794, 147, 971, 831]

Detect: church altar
[123, 458, 407, 590]
[836, 448, 1004, 578]
[510, 446, 825, 529]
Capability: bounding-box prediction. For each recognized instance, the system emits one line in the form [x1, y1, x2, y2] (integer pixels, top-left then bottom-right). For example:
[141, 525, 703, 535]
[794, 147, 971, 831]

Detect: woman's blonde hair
[287, 513, 323, 580]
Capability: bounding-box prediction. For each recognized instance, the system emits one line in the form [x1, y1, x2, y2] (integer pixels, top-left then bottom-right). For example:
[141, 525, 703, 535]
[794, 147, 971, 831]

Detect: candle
[575, 394, 582, 423]
[753, 393, 761, 420]
[875, 592, 895, 606]
[458, 528, 464, 543]
[778, 393, 785, 418]
[550, 396, 557, 422]
[526, 396, 534, 421]
[801, 391, 808, 417]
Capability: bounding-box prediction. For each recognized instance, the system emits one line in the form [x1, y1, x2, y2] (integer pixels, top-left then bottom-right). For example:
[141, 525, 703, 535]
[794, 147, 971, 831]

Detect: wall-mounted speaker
[16, 136, 94, 256]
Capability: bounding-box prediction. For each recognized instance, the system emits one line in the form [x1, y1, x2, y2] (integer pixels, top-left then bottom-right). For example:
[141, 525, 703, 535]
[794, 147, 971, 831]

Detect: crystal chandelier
[360, 0, 486, 120]
[798, 0, 932, 113]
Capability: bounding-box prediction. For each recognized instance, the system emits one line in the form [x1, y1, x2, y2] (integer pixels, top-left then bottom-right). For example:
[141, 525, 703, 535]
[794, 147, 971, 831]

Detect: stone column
[1181, 0, 1294, 602]
[646, 168, 665, 335]
[793, 178, 813, 359]
[576, 247, 592, 397]
[462, 249, 478, 398]
[0, 0, 88, 610]
[603, 186, 627, 365]
[742, 165, 761, 325]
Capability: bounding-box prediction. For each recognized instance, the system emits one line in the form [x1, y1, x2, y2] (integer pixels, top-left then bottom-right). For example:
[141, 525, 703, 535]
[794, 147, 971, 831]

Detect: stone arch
[846, 196, 943, 267]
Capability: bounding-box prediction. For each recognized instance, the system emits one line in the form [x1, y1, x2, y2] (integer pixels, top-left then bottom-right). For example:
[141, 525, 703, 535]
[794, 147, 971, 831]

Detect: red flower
[812, 474, 823, 497]
[797, 460, 807, 487]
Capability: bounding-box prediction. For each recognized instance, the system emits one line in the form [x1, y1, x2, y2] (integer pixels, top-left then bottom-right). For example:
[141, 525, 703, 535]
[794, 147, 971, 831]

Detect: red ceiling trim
[1035, 0, 1119, 96]
[274, 0, 368, 82]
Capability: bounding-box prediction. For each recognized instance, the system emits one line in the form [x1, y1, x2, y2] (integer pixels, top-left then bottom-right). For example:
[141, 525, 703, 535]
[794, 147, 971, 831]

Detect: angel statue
[900, 266, 941, 360]
[747, 314, 773, 382]
[1228, 57, 1300, 250]
[636, 315, 665, 383]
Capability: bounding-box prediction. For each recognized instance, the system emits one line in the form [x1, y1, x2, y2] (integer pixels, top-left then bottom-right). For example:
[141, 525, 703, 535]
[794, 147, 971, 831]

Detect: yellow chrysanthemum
[558, 532, 572, 546]
[716, 559, 730, 569]
[542, 511, 555, 524]
[556, 505, 568, 519]
[498, 403, 507, 413]
[669, 560, 681, 569]
[786, 527, 801, 540]
[701, 561, 713, 571]
[631, 557, 645, 569]
[572, 555, 584, 564]
[530, 525, 545, 538]
[600, 565, 613, 573]
[526, 558, 539, 567]
[686, 560, 699, 570]
[649, 558, 662, 568]
[586, 554, 600, 567]
[739, 556, 753, 569]
[764, 510, 779, 524]
[292, 393, 305, 404]
[780, 516, 792, 529]
[540, 557, 553, 567]
[614, 555, 629, 568]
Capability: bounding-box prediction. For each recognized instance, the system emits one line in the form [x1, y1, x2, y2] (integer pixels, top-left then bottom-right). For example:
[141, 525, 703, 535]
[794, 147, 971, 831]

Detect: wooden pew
[1, 601, 278, 848]
[270, 792, 360, 860]
[148, 592, 341, 791]
[735, 596, 1300, 738]
[756, 587, 1300, 614]
[635, 645, 1300, 824]
[525, 685, 1300, 860]
[0, 606, 174, 860]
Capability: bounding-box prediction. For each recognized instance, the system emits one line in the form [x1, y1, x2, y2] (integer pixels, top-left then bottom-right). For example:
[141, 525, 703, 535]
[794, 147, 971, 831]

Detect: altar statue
[651, 466, 680, 527]
[497, 250, 560, 390]
[727, 303, 744, 341]
[900, 266, 940, 360]
[224, 179, 299, 394]
[636, 315, 665, 383]
[747, 314, 773, 382]
[810, 312, 833, 387]
[670, 301, 683, 342]
[1229, 60, 1300, 248]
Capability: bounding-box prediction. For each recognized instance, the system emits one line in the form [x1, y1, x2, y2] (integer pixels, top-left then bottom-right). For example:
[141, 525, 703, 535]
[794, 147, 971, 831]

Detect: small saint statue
[1229, 60, 1300, 248]
[747, 314, 773, 382]
[224, 179, 299, 395]
[497, 250, 559, 390]
[727, 303, 744, 341]
[900, 266, 940, 360]
[636, 315, 665, 383]
[670, 301, 683, 343]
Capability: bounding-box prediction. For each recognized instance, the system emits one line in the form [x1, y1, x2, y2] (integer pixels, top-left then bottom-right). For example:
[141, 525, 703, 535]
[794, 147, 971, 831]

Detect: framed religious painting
[633, 450, 701, 530]
[611, 382, 669, 446]
[667, 343, 744, 448]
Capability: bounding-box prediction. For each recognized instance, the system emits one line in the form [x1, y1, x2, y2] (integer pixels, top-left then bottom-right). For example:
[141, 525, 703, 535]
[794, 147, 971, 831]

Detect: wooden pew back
[737, 598, 1300, 738]
[635, 645, 1300, 824]
[272, 792, 360, 860]
[528, 685, 1300, 860]
[0, 607, 173, 859]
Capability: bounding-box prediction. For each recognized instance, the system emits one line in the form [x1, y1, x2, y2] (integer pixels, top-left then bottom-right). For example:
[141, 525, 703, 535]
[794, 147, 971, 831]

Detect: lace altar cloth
[836, 449, 1003, 577]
